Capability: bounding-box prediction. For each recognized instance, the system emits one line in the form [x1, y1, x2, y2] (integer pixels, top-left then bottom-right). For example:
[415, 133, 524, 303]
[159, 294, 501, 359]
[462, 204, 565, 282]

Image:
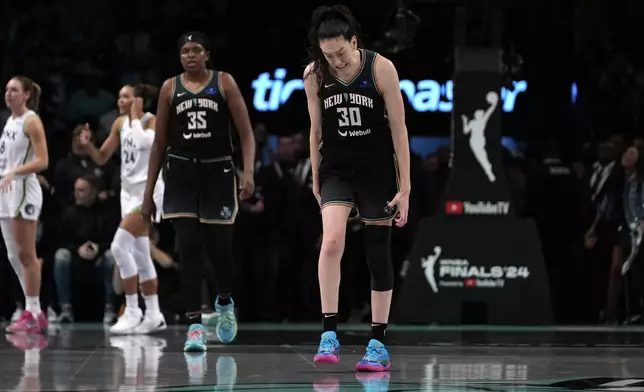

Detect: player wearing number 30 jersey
[81, 84, 166, 335]
[305, 5, 411, 373]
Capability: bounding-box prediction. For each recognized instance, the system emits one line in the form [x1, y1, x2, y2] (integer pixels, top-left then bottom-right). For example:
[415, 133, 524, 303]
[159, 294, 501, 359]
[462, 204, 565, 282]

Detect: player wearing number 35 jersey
[142, 32, 256, 352]
[305, 5, 411, 373]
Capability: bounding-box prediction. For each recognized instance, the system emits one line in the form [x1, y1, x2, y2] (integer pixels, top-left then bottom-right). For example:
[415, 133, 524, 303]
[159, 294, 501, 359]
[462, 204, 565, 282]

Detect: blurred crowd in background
[1, 0, 644, 326]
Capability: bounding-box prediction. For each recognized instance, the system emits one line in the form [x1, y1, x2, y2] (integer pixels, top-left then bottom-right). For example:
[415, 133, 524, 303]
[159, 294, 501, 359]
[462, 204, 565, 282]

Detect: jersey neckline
[179, 70, 214, 95]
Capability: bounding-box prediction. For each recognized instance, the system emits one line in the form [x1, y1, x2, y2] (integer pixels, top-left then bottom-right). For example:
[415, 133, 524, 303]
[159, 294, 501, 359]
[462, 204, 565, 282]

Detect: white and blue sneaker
[214, 296, 237, 344]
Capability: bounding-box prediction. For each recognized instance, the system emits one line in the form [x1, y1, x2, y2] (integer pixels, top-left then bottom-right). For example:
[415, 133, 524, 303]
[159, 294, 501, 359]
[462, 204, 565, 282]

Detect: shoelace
[220, 310, 235, 328]
[319, 337, 337, 353]
[363, 346, 382, 362]
[15, 312, 33, 324]
[188, 329, 203, 341]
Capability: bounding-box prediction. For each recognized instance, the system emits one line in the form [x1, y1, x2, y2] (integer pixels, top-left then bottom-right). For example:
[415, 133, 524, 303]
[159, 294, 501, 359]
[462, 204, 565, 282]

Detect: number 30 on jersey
[337, 107, 362, 127]
[187, 111, 207, 130]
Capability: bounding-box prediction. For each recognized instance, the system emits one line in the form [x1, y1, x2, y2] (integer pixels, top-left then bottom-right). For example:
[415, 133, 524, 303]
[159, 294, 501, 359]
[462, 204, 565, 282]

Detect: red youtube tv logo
[445, 201, 464, 215]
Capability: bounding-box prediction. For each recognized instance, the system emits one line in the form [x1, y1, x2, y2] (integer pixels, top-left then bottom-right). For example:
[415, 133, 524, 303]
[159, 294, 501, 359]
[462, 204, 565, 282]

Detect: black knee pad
[363, 225, 394, 291]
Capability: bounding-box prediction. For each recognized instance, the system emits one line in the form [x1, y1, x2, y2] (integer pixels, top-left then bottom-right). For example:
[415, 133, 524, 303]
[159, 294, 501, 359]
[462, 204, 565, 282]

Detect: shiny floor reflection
[1, 324, 644, 391]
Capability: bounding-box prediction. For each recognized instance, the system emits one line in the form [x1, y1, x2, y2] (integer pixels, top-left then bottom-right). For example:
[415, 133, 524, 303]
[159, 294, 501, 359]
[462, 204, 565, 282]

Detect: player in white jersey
[1, 76, 49, 333]
[80, 84, 166, 334]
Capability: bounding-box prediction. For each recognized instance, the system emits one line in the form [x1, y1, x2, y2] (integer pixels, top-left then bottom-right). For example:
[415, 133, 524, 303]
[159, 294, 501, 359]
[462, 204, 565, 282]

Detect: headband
[177, 31, 211, 53]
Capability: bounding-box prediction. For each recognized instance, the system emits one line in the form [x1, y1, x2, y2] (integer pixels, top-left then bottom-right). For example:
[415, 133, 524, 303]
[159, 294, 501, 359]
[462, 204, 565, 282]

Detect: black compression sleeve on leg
[202, 224, 236, 297]
[363, 225, 394, 291]
[173, 218, 204, 315]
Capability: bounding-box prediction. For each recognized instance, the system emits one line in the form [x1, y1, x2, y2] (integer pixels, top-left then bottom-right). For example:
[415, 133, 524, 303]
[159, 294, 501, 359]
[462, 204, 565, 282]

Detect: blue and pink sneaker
[184, 324, 207, 352]
[356, 339, 390, 372]
[313, 331, 340, 364]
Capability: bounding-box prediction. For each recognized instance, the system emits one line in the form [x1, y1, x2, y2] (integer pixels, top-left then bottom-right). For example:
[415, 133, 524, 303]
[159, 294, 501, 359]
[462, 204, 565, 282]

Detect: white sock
[144, 294, 160, 315]
[125, 294, 139, 310]
[25, 296, 41, 316]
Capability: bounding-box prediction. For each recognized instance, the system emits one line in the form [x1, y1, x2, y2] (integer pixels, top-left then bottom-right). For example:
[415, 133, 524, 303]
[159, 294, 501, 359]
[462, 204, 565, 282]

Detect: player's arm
[375, 55, 411, 194]
[304, 64, 322, 190]
[7, 115, 48, 176]
[144, 78, 172, 197]
[84, 118, 123, 165]
[130, 114, 156, 149]
[220, 72, 255, 174]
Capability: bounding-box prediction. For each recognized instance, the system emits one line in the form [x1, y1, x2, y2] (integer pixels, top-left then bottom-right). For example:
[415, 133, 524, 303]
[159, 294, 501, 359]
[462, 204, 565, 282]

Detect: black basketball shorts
[162, 154, 238, 224]
[319, 155, 400, 222]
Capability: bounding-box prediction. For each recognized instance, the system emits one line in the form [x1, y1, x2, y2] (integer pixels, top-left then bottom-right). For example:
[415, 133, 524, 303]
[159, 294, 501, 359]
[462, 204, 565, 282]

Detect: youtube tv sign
[445, 201, 510, 216]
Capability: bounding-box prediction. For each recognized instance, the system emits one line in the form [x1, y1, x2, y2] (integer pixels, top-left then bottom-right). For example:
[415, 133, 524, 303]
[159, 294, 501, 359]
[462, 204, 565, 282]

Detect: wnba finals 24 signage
[395, 48, 552, 325]
[422, 246, 531, 293]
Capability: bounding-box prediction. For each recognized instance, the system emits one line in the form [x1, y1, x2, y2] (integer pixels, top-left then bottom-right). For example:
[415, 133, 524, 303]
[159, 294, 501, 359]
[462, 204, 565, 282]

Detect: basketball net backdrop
[395, 48, 552, 325]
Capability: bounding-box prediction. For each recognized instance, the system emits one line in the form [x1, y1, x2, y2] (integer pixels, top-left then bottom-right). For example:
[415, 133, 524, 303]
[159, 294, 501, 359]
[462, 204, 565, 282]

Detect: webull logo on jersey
[338, 129, 372, 138]
[445, 200, 510, 216]
[421, 246, 530, 293]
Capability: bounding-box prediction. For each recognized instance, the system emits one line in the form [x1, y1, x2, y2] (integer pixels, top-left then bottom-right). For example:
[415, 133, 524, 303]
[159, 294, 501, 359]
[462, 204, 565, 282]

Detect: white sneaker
[11, 308, 23, 323]
[132, 312, 167, 335]
[103, 305, 116, 324]
[110, 307, 143, 334]
[47, 307, 58, 323]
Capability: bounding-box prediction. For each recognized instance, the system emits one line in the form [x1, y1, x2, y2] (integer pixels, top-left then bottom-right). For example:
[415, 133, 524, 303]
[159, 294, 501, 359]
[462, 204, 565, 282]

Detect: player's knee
[17, 248, 37, 266]
[173, 219, 202, 249]
[134, 248, 157, 283]
[364, 225, 394, 291]
[320, 234, 345, 261]
[110, 230, 137, 279]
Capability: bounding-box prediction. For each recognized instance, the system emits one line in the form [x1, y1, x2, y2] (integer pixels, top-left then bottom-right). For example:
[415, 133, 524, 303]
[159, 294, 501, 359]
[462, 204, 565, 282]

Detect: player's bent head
[5, 76, 41, 112]
[177, 31, 211, 73]
[308, 5, 361, 71]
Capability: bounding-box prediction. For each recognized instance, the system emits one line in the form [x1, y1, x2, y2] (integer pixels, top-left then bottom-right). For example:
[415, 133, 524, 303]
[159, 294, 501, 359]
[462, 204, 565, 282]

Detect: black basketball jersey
[167, 70, 233, 159]
[319, 49, 393, 165]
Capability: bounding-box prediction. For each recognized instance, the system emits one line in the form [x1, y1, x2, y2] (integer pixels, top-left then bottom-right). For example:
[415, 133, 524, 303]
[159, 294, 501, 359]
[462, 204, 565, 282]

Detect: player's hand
[239, 170, 255, 200]
[140, 193, 156, 223]
[79, 124, 92, 147]
[388, 190, 409, 227]
[130, 97, 144, 120]
[0, 170, 15, 193]
[312, 178, 321, 206]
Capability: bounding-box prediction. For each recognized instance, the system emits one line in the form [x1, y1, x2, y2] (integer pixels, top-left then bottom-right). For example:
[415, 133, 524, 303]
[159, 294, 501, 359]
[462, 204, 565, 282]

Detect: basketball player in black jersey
[141, 32, 255, 351]
[305, 5, 411, 372]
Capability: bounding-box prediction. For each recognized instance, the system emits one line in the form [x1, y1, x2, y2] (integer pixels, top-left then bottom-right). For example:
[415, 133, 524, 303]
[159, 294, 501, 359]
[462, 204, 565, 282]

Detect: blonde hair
[13, 76, 41, 112]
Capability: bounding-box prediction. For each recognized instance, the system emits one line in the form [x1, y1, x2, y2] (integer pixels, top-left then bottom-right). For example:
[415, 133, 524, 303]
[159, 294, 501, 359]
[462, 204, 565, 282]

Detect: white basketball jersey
[120, 113, 160, 189]
[0, 110, 37, 178]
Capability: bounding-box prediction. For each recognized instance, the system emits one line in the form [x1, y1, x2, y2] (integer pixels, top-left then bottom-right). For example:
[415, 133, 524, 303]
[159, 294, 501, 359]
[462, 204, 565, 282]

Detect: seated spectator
[53, 175, 119, 323]
[53, 125, 116, 205]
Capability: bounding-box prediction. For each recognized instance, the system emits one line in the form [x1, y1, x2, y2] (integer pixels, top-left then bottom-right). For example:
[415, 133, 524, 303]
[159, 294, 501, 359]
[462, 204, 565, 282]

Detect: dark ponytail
[306, 5, 361, 95]
[131, 84, 159, 111]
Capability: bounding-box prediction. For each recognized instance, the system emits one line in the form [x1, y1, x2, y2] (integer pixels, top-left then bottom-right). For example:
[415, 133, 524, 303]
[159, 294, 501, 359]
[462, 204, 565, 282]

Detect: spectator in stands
[585, 138, 624, 322]
[67, 66, 114, 125]
[52, 175, 119, 323]
[53, 125, 116, 205]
